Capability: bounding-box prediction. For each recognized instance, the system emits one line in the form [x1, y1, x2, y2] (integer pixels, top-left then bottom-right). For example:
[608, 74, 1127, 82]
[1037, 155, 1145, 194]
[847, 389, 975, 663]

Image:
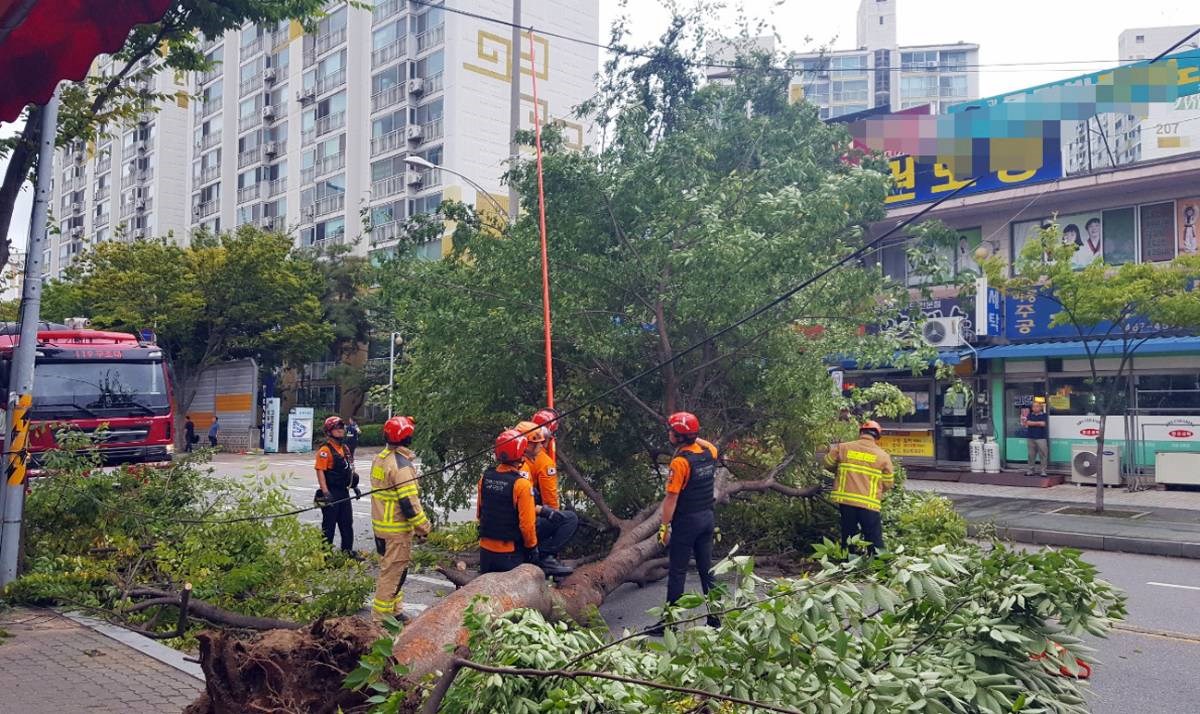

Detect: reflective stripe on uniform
[831, 462, 886, 511]
[372, 595, 401, 613]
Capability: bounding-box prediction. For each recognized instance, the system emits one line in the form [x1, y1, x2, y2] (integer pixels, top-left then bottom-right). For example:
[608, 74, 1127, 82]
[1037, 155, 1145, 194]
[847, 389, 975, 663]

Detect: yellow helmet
[515, 420, 547, 443]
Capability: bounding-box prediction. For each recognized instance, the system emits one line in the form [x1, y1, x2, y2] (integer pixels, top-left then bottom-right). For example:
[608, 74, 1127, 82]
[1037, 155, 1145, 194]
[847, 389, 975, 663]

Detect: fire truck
[0, 321, 176, 467]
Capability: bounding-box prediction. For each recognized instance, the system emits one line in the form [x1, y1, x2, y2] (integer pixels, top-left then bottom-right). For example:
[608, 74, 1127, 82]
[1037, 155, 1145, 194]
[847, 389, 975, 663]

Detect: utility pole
[0, 87, 60, 587]
[507, 0, 522, 220]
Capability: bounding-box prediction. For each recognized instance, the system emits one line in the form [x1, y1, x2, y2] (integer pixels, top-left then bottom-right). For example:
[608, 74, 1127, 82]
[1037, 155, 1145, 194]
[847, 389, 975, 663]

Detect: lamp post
[387, 331, 402, 419]
[403, 156, 508, 220]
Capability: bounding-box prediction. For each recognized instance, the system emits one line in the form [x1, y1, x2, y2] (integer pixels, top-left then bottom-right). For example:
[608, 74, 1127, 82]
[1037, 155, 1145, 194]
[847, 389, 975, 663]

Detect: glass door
[936, 382, 973, 462]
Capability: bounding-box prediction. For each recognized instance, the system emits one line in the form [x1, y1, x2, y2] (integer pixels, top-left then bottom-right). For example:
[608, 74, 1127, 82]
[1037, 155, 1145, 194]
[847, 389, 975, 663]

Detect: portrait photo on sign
[1179, 198, 1200, 256]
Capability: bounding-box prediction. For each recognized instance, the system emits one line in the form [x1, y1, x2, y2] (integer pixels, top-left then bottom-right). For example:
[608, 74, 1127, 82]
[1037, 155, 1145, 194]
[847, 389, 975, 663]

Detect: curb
[59, 610, 205, 681]
[968, 523, 1200, 559]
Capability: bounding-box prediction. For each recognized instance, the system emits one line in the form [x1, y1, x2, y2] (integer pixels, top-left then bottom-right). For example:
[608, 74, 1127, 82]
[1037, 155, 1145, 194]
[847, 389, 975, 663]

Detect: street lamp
[387, 331, 402, 419]
[404, 156, 508, 220]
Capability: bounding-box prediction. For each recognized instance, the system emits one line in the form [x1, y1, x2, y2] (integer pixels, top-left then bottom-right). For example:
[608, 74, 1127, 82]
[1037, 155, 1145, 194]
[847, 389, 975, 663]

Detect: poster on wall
[1178, 197, 1200, 256]
[1012, 215, 1101, 268]
[954, 227, 983, 276]
[1140, 201, 1177, 262]
[879, 430, 935, 458]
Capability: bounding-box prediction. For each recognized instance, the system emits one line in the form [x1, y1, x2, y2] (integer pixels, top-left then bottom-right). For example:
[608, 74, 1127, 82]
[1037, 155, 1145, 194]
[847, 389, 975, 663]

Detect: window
[371, 155, 406, 182]
[373, 20, 404, 51]
[1102, 207, 1136, 265]
[1137, 374, 1200, 412]
[831, 79, 868, 103]
[372, 64, 404, 94]
[415, 50, 444, 79]
[303, 216, 345, 245]
[830, 55, 866, 74]
[413, 98, 443, 125]
[1139, 201, 1176, 262]
[901, 51, 938, 70]
[1047, 376, 1129, 417]
[1136, 34, 1145, 43]
[414, 6, 444, 34]
[939, 75, 967, 98]
[372, 200, 405, 226]
[410, 192, 442, 217]
[240, 56, 265, 82]
[901, 75, 937, 96]
[373, 109, 406, 137]
[940, 51, 968, 70]
[880, 241, 907, 282]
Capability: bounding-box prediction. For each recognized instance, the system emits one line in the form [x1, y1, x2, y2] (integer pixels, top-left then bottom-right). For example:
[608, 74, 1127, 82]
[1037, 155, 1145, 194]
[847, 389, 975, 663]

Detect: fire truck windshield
[30, 361, 169, 418]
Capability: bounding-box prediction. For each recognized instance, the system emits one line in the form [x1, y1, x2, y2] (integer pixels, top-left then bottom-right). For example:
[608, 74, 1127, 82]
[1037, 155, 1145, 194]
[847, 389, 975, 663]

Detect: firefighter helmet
[667, 411, 700, 436]
[494, 429, 528, 463]
[532, 408, 559, 433]
[515, 420, 547, 443]
[860, 420, 883, 438]
[323, 416, 346, 434]
[383, 415, 416, 443]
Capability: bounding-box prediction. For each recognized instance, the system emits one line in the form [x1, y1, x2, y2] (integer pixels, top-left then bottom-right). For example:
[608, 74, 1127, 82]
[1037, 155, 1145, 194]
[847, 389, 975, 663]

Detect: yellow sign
[879, 430, 934, 458]
[1048, 394, 1071, 411]
[5, 393, 32, 485]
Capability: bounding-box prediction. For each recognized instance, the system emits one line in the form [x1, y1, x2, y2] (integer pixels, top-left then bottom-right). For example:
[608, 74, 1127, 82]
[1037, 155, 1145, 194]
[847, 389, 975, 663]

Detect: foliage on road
[1, 437, 372, 645]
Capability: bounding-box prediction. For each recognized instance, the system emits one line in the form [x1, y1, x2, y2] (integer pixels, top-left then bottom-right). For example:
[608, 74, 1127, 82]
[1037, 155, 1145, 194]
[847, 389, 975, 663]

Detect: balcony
[313, 193, 345, 217]
[424, 72, 444, 94]
[419, 167, 442, 188]
[370, 128, 406, 156]
[238, 112, 263, 133]
[373, 0, 403, 24]
[370, 83, 404, 113]
[96, 157, 112, 174]
[314, 67, 346, 95]
[314, 153, 345, 178]
[193, 200, 220, 219]
[422, 117, 444, 142]
[316, 111, 345, 137]
[197, 164, 220, 185]
[137, 168, 154, 184]
[66, 175, 87, 192]
[94, 211, 110, 227]
[372, 38, 406, 68]
[237, 184, 262, 203]
[416, 25, 445, 53]
[197, 68, 222, 86]
[238, 148, 261, 169]
[196, 132, 222, 152]
[196, 97, 223, 118]
[305, 27, 347, 65]
[270, 29, 291, 52]
[95, 185, 110, 202]
[239, 73, 264, 96]
[371, 174, 405, 200]
[370, 219, 401, 245]
[120, 201, 137, 218]
[201, 34, 223, 52]
[242, 35, 265, 58]
[268, 177, 288, 197]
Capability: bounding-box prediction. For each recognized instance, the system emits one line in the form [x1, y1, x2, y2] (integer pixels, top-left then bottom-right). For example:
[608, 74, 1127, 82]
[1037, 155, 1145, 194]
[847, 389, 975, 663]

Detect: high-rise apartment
[45, 1, 599, 279]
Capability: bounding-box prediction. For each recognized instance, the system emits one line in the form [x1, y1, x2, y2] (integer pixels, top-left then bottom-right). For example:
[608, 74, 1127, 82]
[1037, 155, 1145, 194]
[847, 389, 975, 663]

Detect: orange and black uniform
[665, 439, 719, 606]
[526, 449, 579, 559]
[315, 439, 355, 552]
[476, 462, 539, 574]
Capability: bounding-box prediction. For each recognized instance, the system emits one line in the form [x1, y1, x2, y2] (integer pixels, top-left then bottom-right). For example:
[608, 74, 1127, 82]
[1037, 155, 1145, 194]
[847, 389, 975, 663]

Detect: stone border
[58, 610, 204, 681]
[970, 523, 1200, 559]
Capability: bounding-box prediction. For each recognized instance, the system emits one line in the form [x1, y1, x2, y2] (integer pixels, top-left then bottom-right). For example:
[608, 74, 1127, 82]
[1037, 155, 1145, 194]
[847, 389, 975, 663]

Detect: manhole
[1048, 506, 1149, 519]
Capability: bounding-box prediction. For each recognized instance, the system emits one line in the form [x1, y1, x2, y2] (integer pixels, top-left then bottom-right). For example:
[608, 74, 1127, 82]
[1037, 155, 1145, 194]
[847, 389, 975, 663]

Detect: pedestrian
[345, 416, 361, 462]
[822, 419, 895, 554]
[1022, 397, 1049, 477]
[315, 416, 356, 554]
[207, 416, 220, 448]
[369, 416, 431, 621]
[184, 415, 195, 453]
[650, 411, 720, 635]
[476, 428, 540, 575]
[517, 419, 575, 576]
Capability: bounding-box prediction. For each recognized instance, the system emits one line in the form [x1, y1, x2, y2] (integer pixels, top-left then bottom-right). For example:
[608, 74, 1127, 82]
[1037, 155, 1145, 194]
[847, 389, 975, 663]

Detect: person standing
[369, 416, 431, 621]
[184, 415, 196, 453]
[207, 416, 220, 448]
[345, 416, 361, 462]
[476, 428, 540, 575]
[823, 420, 895, 554]
[516, 420, 575, 576]
[1022, 397, 1049, 477]
[651, 411, 720, 635]
[314, 416, 356, 553]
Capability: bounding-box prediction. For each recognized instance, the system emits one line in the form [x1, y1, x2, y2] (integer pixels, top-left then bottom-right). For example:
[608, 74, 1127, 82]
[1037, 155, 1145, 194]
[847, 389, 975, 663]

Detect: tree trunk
[1094, 424, 1106, 513]
[0, 108, 41, 273]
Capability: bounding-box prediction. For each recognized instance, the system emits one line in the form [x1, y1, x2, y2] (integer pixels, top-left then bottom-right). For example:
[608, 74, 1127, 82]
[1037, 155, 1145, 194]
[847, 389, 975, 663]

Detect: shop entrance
[935, 382, 973, 462]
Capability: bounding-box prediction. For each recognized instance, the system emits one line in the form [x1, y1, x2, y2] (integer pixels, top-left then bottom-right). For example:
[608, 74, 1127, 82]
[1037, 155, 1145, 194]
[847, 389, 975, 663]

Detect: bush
[883, 488, 968, 551]
[356, 423, 385, 447]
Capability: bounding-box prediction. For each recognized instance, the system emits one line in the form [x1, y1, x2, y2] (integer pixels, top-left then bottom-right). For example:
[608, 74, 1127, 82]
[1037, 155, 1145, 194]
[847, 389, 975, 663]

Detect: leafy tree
[986, 225, 1200, 511]
[0, 0, 337, 271]
[43, 227, 333, 433]
[300, 242, 375, 415]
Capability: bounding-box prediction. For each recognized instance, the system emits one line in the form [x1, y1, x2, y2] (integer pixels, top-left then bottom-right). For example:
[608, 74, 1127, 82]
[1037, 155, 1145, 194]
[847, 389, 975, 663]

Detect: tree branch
[557, 454, 623, 530]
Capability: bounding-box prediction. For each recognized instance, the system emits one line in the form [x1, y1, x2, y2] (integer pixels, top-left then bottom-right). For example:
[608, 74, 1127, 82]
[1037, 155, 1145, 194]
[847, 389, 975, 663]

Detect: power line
[1152, 26, 1200, 63]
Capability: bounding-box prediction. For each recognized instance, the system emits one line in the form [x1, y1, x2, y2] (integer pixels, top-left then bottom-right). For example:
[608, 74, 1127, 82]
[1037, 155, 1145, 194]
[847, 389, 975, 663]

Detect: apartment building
[190, 0, 597, 259]
[45, 57, 191, 278]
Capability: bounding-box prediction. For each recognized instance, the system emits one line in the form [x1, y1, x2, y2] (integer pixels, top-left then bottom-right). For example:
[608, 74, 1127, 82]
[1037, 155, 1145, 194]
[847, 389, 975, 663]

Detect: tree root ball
[184, 616, 395, 714]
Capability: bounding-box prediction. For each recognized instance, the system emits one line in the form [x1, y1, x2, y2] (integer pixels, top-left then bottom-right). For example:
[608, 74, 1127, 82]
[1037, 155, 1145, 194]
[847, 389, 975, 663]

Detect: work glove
[352, 486, 363, 500]
[657, 523, 670, 547]
[313, 489, 329, 507]
[524, 546, 542, 564]
[350, 471, 361, 489]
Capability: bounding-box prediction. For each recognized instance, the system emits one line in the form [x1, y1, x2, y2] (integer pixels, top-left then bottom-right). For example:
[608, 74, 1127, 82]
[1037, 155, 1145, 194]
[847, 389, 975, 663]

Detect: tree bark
[0, 108, 41, 273]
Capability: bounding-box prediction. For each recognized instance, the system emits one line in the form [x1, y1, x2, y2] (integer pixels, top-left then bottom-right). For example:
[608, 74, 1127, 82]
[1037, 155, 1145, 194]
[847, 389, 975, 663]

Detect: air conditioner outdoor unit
[192, 205, 203, 217]
[405, 170, 423, 186]
[302, 206, 315, 219]
[64, 317, 91, 329]
[264, 141, 278, 155]
[407, 78, 424, 95]
[135, 198, 146, 210]
[405, 124, 423, 141]
[1155, 451, 1200, 485]
[71, 202, 83, 214]
[132, 229, 146, 240]
[137, 112, 153, 125]
[261, 105, 275, 120]
[264, 68, 277, 83]
[297, 87, 316, 103]
[921, 316, 966, 348]
[1070, 444, 1122, 485]
[260, 216, 276, 230]
[69, 226, 83, 238]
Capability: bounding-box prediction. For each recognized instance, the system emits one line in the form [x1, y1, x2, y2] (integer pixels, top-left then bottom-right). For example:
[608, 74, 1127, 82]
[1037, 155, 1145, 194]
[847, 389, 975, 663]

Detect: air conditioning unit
[921, 316, 967, 348]
[297, 87, 316, 103]
[259, 216, 276, 230]
[405, 170, 423, 186]
[406, 124, 424, 141]
[407, 78, 425, 95]
[1070, 444, 1122, 485]
[132, 229, 146, 240]
[264, 141, 278, 156]
[1155, 451, 1200, 485]
[192, 204, 203, 217]
[302, 205, 315, 219]
[137, 112, 153, 125]
[135, 198, 146, 210]
[137, 141, 149, 154]
[71, 202, 83, 214]
[261, 105, 275, 120]
[69, 226, 83, 238]
[264, 67, 277, 83]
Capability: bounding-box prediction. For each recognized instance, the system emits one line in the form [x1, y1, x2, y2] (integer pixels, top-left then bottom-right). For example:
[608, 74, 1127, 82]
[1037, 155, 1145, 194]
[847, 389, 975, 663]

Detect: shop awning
[833, 350, 965, 370]
[0, 0, 174, 122]
[975, 336, 1200, 360]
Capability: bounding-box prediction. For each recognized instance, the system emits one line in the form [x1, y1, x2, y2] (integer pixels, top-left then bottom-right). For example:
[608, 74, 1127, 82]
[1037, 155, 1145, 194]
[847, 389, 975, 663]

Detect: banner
[262, 397, 280, 453]
[287, 407, 314, 454]
[879, 430, 935, 458]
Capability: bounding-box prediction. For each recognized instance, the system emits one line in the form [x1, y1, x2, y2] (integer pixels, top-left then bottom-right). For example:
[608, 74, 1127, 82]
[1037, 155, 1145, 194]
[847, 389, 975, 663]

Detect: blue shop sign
[1003, 292, 1167, 341]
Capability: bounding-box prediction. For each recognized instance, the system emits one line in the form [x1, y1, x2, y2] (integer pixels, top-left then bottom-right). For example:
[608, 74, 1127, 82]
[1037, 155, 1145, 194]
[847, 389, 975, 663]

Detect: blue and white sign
[287, 406, 314, 454]
[262, 398, 280, 453]
[974, 277, 1003, 337]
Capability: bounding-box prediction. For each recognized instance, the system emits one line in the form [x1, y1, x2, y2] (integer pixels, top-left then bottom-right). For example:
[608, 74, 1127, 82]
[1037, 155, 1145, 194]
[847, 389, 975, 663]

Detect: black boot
[646, 620, 668, 637]
[538, 554, 574, 577]
[706, 614, 721, 628]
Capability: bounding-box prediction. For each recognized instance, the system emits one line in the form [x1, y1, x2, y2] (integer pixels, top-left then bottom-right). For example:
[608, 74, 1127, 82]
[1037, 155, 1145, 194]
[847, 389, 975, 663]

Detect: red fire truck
[0, 322, 176, 467]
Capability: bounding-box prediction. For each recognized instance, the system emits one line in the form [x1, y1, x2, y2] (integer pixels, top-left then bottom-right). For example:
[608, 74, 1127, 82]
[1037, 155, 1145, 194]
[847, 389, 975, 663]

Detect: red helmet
[494, 428, 528, 463]
[531, 408, 559, 434]
[860, 420, 882, 438]
[667, 411, 700, 436]
[383, 415, 416, 443]
[323, 416, 345, 434]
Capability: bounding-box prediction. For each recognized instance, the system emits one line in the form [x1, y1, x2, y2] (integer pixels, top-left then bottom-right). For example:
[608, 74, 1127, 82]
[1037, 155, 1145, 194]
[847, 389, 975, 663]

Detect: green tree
[0, 0, 338, 272]
[986, 224, 1200, 511]
[302, 241, 375, 415]
[45, 228, 333, 436]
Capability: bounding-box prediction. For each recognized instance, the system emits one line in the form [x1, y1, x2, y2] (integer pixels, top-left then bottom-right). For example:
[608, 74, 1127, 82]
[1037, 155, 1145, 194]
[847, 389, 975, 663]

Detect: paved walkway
[0, 607, 203, 713]
[908, 480, 1200, 558]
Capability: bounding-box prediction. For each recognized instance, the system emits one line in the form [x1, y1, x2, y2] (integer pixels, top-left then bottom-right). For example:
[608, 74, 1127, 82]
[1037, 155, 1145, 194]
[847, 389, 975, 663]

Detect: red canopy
[0, 0, 174, 123]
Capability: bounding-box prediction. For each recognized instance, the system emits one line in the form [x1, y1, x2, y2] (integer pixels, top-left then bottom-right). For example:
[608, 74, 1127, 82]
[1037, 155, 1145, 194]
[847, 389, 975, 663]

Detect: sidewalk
[0, 606, 203, 713]
[908, 480, 1200, 558]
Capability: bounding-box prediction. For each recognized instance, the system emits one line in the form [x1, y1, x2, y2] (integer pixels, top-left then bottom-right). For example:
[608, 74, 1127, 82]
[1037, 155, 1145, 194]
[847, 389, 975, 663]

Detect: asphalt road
[206, 450, 1200, 713]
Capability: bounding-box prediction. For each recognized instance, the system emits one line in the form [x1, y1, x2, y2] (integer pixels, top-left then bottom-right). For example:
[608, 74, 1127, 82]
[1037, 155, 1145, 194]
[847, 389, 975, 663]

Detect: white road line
[1147, 581, 1200, 591]
[408, 573, 454, 588]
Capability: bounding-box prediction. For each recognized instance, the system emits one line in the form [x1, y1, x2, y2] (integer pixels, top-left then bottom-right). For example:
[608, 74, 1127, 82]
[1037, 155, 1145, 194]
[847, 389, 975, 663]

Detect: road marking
[409, 573, 453, 588]
[1147, 581, 1200, 592]
[1114, 623, 1200, 643]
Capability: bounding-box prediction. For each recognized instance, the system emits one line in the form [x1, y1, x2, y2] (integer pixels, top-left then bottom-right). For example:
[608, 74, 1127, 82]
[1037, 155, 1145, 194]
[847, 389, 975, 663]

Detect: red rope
[528, 29, 554, 408]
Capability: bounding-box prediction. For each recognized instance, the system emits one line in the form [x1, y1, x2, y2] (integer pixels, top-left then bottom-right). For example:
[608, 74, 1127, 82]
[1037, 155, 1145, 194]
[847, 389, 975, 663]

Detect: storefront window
[1103, 207, 1136, 265]
[1005, 381, 1044, 443]
[1136, 374, 1200, 413]
[1046, 376, 1128, 416]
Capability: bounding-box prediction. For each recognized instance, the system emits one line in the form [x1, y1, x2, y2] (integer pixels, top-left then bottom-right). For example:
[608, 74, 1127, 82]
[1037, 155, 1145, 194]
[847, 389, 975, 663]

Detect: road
[207, 450, 1199, 713]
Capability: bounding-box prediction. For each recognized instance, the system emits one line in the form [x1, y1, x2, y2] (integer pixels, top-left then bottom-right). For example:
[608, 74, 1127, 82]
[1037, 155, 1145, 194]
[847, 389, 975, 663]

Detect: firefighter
[369, 415, 431, 621]
[516, 420, 576, 577]
[314, 416, 356, 553]
[650, 411, 720, 635]
[531, 407, 560, 461]
[822, 419, 895, 555]
[476, 428, 541, 575]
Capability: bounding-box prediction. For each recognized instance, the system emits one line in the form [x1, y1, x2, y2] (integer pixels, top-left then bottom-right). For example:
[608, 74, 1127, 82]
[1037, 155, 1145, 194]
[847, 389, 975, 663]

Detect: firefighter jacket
[370, 446, 430, 538]
[822, 437, 895, 512]
[476, 462, 538, 553]
[667, 439, 718, 515]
